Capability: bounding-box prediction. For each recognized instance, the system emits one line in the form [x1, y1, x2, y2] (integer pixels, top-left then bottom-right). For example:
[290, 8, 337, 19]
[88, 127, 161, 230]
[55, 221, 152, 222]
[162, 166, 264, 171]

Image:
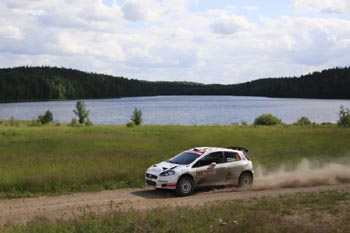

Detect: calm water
[0, 96, 349, 125]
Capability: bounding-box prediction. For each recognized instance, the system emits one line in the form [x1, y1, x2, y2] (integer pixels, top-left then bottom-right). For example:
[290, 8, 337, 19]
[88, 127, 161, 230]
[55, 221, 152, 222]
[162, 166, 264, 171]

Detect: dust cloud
[253, 158, 350, 189]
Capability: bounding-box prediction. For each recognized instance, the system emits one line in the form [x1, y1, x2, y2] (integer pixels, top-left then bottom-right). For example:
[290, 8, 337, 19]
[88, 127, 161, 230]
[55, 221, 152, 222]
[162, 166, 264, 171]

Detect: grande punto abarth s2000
[145, 147, 254, 196]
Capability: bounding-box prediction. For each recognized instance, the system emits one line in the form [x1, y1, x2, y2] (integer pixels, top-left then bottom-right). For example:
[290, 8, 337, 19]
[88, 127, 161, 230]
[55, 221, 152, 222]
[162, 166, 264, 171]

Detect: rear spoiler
[226, 146, 248, 153]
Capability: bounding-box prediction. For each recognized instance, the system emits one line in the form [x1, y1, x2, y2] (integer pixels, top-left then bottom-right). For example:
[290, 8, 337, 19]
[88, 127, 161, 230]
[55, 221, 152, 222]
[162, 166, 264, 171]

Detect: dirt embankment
[0, 159, 349, 225]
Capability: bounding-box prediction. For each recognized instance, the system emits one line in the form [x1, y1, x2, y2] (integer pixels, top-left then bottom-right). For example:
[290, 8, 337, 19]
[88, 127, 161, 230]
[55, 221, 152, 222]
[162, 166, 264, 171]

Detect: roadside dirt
[0, 183, 349, 225]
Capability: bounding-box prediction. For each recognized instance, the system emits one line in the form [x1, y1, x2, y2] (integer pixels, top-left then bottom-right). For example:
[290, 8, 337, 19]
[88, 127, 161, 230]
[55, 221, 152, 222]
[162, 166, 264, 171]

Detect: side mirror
[208, 162, 216, 169]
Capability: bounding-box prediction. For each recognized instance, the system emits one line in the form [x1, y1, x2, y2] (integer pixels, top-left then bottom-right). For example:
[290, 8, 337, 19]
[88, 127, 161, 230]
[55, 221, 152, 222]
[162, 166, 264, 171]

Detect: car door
[192, 152, 227, 186]
[224, 151, 246, 185]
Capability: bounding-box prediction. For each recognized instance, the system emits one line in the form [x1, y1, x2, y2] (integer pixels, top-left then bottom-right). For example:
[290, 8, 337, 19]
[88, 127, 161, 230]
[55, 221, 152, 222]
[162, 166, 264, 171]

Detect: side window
[224, 152, 241, 162]
[193, 152, 224, 167]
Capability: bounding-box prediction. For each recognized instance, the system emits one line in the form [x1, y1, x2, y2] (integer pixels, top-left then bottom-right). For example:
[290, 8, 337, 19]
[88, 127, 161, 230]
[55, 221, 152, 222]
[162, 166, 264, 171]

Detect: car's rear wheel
[238, 172, 253, 187]
[176, 176, 194, 196]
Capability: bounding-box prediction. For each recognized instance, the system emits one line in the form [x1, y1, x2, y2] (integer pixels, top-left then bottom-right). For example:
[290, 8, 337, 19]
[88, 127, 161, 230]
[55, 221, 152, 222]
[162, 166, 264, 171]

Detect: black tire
[238, 172, 253, 187]
[176, 176, 194, 196]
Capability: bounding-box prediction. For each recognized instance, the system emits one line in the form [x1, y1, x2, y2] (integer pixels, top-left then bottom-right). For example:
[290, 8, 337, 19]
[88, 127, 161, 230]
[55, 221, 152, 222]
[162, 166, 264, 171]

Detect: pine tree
[73, 100, 89, 124]
[131, 107, 143, 125]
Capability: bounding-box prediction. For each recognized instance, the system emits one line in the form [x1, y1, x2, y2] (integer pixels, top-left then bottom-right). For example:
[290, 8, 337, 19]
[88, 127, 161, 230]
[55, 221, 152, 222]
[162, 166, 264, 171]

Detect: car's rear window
[224, 152, 241, 162]
[169, 152, 199, 165]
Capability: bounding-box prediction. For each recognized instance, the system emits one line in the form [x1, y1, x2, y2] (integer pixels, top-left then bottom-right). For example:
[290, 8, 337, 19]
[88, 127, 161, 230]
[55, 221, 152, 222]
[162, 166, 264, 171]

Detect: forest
[0, 66, 349, 102]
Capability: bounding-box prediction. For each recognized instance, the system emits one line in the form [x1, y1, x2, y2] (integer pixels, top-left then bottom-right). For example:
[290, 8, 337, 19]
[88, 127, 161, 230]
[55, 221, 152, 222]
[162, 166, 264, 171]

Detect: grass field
[0, 122, 350, 198]
[2, 189, 349, 232]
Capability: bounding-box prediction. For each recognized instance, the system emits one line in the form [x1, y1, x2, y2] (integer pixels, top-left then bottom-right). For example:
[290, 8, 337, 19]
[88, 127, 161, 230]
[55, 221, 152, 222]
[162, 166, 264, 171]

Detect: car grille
[145, 173, 157, 179]
[146, 180, 156, 186]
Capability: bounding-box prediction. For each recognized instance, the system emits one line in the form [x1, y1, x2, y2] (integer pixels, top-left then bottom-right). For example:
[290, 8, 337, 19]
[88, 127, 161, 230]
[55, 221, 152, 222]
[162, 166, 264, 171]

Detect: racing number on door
[193, 152, 225, 186]
[196, 166, 216, 177]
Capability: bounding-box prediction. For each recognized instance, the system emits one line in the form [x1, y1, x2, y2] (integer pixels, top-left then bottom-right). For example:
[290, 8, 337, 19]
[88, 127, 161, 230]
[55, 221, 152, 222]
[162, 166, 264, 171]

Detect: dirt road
[1, 159, 350, 225]
[0, 183, 349, 225]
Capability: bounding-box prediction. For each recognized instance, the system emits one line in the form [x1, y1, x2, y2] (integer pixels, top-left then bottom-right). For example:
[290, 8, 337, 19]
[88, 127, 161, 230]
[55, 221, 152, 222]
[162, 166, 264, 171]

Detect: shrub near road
[0, 123, 349, 198]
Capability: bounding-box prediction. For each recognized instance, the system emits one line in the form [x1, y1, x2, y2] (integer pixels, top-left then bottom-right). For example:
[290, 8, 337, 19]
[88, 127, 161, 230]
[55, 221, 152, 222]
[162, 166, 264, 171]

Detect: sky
[0, 0, 349, 84]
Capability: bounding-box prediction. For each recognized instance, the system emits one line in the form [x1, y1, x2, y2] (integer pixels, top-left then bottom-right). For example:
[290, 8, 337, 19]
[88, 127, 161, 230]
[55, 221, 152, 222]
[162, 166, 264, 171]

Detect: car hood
[146, 161, 184, 175]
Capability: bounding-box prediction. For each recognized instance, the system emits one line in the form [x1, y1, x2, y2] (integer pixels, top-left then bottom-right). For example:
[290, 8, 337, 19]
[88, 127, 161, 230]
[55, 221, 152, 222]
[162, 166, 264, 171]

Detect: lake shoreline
[1, 96, 350, 124]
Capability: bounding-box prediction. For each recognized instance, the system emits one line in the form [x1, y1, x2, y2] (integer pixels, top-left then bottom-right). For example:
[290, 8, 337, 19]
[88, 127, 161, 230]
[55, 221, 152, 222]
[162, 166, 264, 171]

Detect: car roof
[188, 147, 246, 155]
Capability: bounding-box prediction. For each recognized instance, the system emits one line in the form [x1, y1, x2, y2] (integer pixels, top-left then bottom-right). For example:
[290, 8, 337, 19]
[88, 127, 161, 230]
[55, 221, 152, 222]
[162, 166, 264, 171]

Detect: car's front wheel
[176, 176, 194, 196]
[238, 172, 253, 187]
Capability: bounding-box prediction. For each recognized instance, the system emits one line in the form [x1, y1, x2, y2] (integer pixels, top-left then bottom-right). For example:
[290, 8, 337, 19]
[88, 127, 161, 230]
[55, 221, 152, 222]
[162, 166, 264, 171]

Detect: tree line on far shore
[0, 66, 350, 102]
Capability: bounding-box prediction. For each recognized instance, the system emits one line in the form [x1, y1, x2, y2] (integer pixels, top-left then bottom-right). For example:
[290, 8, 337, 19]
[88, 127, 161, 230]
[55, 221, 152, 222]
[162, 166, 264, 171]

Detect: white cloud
[210, 11, 251, 35]
[0, 25, 23, 40]
[292, 0, 350, 14]
[261, 17, 350, 66]
[121, 0, 197, 22]
[122, 0, 149, 22]
[244, 6, 259, 11]
[5, 0, 123, 31]
[54, 31, 125, 61]
[0, 0, 349, 84]
[0, 0, 124, 54]
[47, 2, 122, 31]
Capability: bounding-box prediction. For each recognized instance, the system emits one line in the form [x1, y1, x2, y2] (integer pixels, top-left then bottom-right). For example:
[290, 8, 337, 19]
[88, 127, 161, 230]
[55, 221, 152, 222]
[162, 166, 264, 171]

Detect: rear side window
[224, 152, 241, 162]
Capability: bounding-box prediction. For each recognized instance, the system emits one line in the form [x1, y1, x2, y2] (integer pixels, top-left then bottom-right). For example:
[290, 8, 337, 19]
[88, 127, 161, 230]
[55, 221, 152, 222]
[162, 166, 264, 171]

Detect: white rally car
[145, 147, 254, 196]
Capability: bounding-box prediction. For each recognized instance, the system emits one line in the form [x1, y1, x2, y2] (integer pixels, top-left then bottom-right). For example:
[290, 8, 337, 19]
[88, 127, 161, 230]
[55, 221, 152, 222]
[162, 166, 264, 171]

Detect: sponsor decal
[196, 168, 216, 177]
[188, 151, 204, 156]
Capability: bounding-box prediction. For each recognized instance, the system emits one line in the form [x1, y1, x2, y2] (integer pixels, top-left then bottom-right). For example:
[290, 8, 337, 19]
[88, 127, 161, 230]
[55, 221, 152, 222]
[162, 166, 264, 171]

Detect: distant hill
[0, 66, 349, 102]
[230, 67, 350, 99]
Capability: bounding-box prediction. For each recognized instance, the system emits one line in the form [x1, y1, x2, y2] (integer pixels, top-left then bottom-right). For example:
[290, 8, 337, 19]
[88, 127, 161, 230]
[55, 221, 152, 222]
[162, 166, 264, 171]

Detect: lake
[0, 96, 349, 125]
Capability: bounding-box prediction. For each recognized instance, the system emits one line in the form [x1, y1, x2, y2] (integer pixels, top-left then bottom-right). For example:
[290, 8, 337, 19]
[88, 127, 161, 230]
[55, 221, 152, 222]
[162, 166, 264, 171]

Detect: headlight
[159, 170, 175, 176]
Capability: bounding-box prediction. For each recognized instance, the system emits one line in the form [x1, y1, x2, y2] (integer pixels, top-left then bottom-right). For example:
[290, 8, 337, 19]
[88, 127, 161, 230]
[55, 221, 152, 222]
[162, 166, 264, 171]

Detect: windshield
[169, 152, 199, 165]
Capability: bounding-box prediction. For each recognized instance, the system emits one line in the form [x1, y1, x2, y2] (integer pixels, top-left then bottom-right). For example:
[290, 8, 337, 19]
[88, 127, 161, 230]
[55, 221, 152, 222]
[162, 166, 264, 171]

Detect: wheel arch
[239, 170, 254, 181]
[178, 173, 195, 183]
[238, 170, 254, 186]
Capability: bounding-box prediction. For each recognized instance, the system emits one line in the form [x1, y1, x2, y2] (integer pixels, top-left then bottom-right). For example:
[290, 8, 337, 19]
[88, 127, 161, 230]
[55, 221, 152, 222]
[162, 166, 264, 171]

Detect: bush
[29, 119, 42, 127]
[240, 120, 248, 126]
[85, 118, 93, 126]
[126, 121, 135, 128]
[8, 116, 19, 126]
[254, 114, 282, 125]
[337, 105, 350, 127]
[69, 118, 79, 127]
[130, 107, 143, 125]
[294, 116, 312, 126]
[37, 110, 53, 124]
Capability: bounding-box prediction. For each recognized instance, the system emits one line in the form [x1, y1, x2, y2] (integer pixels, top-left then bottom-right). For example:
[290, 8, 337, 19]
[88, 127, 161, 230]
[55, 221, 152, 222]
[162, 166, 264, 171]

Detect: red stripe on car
[165, 183, 177, 187]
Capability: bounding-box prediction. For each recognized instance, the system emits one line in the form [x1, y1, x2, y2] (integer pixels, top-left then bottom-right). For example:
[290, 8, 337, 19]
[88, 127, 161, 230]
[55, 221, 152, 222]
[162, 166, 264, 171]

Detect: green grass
[2, 190, 349, 232]
[0, 122, 350, 197]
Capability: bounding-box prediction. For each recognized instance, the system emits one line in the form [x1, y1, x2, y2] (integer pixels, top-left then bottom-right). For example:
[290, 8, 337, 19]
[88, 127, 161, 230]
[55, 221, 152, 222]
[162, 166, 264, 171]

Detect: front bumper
[145, 172, 178, 190]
